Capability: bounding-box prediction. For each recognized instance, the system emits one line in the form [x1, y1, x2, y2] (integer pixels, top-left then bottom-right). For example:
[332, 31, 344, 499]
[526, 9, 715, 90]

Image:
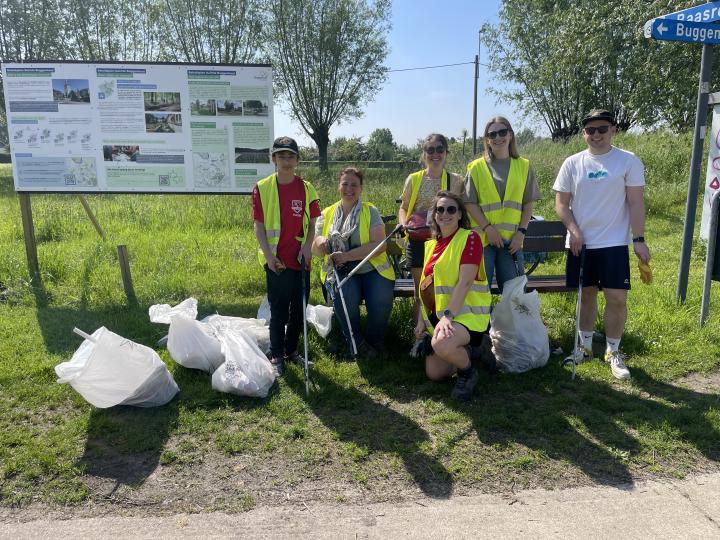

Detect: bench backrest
[524, 220, 567, 253]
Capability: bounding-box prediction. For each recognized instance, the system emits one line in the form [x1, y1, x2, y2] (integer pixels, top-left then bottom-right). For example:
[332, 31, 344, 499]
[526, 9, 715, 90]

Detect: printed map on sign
[3, 62, 274, 194]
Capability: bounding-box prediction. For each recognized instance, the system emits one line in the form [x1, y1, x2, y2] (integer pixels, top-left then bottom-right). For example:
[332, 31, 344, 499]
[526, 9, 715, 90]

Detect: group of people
[252, 109, 651, 401]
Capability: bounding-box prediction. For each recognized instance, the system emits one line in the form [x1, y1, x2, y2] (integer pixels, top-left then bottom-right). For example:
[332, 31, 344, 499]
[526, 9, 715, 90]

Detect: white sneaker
[564, 346, 593, 365]
[605, 350, 631, 380]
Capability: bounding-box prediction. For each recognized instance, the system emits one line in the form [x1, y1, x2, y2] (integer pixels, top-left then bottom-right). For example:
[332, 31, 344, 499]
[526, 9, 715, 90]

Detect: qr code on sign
[64, 174, 76, 185]
[159, 175, 169, 186]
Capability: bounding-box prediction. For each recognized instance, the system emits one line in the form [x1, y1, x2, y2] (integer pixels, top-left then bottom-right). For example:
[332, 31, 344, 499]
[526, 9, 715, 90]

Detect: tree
[266, 0, 390, 171]
[161, 0, 267, 63]
[366, 128, 395, 161]
[481, 0, 718, 138]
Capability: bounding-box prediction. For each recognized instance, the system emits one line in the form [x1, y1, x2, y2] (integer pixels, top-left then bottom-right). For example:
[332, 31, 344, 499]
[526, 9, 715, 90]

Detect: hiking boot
[563, 346, 593, 365]
[466, 335, 498, 375]
[451, 365, 479, 402]
[269, 356, 285, 376]
[605, 350, 631, 380]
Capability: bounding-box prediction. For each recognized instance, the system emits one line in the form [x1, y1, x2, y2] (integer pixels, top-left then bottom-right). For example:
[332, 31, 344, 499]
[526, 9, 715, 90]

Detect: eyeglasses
[584, 125, 611, 135]
[486, 128, 509, 139]
[424, 145, 446, 155]
[435, 205, 458, 215]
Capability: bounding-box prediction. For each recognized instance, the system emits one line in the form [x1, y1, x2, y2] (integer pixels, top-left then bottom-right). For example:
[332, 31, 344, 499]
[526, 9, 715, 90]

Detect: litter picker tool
[337, 222, 404, 288]
[562, 246, 586, 380]
[300, 255, 311, 395]
[328, 263, 358, 356]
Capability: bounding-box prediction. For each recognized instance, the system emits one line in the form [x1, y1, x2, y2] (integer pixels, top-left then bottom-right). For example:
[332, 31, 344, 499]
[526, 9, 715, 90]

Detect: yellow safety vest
[256, 173, 319, 266]
[420, 228, 491, 335]
[319, 201, 395, 282]
[466, 157, 529, 244]
[406, 169, 450, 216]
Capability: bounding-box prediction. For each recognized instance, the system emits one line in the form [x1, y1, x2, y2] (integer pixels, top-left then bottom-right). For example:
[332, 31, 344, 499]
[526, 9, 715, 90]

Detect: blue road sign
[661, 1, 720, 23]
[644, 17, 720, 44]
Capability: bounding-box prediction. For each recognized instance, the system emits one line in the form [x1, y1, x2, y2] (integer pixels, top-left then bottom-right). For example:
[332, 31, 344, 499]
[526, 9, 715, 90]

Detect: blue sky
[273, 0, 520, 147]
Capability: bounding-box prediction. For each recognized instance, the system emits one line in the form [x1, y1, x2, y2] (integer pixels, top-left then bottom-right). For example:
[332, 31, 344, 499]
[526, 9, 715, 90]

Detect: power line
[387, 61, 475, 73]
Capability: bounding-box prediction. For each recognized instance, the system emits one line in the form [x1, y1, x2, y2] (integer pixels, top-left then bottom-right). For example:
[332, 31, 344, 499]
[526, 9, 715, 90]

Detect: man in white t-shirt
[553, 109, 651, 380]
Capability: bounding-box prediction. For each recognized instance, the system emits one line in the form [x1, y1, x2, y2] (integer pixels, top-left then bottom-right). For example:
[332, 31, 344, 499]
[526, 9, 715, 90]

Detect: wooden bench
[391, 220, 570, 297]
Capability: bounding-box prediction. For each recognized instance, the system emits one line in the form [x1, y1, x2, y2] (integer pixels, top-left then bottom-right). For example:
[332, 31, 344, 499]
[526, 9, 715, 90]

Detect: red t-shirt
[252, 176, 321, 270]
[422, 230, 482, 315]
[423, 230, 483, 277]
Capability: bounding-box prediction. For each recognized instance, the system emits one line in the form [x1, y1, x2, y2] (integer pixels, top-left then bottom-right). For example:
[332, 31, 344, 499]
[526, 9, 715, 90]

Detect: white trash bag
[201, 314, 270, 356]
[489, 275, 550, 373]
[55, 327, 179, 408]
[148, 297, 198, 324]
[306, 304, 333, 338]
[212, 330, 276, 398]
[167, 316, 225, 373]
[257, 295, 333, 338]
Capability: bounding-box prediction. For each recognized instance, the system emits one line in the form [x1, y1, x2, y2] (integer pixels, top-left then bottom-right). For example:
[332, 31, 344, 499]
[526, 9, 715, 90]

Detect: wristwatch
[441, 309, 454, 321]
[632, 236, 645, 243]
[517, 227, 527, 235]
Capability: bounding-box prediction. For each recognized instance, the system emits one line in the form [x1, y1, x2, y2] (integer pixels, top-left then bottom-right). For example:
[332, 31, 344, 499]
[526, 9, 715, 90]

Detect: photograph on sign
[2, 62, 274, 194]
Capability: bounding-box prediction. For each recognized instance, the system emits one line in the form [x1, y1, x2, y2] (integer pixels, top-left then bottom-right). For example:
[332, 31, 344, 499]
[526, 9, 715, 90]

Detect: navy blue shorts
[566, 245, 630, 290]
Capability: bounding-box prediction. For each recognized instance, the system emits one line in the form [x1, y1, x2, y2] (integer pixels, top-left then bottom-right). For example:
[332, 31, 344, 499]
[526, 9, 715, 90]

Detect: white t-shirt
[552, 146, 645, 249]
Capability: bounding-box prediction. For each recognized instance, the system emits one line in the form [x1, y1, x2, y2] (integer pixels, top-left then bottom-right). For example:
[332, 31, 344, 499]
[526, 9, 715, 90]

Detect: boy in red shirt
[252, 137, 321, 375]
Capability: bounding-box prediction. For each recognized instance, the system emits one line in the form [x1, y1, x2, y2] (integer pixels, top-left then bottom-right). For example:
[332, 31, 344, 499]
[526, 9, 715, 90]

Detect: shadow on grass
[359, 350, 720, 488]
[284, 367, 454, 499]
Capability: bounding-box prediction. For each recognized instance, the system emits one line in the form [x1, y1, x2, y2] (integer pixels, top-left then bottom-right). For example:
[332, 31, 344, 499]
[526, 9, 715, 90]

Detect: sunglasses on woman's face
[486, 128, 509, 139]
[424, 145, 446, 155]
[435, 205, 458, 215]
[584, 125, 611, 135]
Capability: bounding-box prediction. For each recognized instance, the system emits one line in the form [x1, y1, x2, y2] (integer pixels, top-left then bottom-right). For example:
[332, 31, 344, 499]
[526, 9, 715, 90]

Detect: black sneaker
[285, 351, 314, 367]
[451, 365, 479, 402]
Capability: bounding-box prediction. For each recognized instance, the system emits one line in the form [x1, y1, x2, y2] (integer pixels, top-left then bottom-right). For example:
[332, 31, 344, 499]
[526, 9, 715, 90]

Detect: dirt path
[2, 472, 720, 538]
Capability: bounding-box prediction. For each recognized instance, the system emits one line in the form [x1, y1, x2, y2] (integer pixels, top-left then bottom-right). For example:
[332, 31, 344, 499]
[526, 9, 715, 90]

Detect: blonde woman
[463, 117, 542, 293]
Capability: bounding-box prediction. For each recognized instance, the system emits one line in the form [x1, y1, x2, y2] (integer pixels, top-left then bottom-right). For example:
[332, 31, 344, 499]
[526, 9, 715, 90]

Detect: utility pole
[472, 54, 479, 156]
[472, 30, 481, 156]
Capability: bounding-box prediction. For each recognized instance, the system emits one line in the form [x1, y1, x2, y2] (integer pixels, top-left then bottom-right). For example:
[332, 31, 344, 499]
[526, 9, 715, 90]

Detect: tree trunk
[312, 127, 330, 172]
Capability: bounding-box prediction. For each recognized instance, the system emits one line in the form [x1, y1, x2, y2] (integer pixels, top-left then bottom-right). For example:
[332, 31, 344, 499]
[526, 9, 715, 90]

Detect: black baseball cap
[581, 109, 616, 126]
[271, 136, 299, 155]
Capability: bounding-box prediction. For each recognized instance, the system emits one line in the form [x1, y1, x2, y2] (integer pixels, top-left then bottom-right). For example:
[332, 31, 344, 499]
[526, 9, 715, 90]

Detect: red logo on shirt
[291, 199, 303, 216]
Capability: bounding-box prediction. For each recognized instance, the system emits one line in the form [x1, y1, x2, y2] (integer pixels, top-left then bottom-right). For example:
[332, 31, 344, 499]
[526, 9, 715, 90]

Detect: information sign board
[2, 62, 274, 193]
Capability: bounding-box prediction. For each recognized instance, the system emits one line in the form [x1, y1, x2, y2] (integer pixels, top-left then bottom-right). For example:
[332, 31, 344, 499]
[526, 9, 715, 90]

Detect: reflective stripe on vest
[319, 201, 395, 283]
[256, 173, 319, 266]
[420, 228, 491, 334]
[467, 156, 529, 244]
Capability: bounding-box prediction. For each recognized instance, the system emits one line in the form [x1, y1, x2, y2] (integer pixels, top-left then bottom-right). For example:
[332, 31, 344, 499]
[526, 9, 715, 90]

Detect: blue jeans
[329, 269, 395, 352]
[484, 244, 524, 293]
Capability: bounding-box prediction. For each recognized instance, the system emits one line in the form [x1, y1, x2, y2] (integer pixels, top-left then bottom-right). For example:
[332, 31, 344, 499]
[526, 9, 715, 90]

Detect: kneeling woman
[312, 167, 395, 359]
[415, 191, 492, 400]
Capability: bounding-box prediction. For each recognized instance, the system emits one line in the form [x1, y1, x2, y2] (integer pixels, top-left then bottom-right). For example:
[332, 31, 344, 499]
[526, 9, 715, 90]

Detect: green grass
[1, 130, 720, 510]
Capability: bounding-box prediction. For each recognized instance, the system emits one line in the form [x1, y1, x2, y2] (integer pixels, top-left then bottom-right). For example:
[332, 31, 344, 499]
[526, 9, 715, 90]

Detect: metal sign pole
[472, 54, 479, 156]
[677, 44, 714, 303]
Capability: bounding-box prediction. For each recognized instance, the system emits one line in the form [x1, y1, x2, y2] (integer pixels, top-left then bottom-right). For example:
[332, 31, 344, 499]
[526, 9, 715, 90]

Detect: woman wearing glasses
[398, 134, 464, 318]
[464, 117, 542, 293]
[415, 191, 492, 401]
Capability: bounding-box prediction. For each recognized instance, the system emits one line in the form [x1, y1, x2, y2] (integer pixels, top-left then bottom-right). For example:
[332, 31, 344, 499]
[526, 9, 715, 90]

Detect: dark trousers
[265, 264, 310, 359]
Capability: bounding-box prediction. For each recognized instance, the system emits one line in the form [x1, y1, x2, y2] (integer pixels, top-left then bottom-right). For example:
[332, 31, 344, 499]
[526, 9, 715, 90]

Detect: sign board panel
[644, 17, 720, 44]
[701, 106, 720, 240]
[2, 62, 274, 193]
[660, 1, 720, 22]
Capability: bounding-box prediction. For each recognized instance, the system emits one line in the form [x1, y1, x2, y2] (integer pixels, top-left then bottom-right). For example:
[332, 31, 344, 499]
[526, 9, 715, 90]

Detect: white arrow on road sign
[645, 17, 720, 44]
